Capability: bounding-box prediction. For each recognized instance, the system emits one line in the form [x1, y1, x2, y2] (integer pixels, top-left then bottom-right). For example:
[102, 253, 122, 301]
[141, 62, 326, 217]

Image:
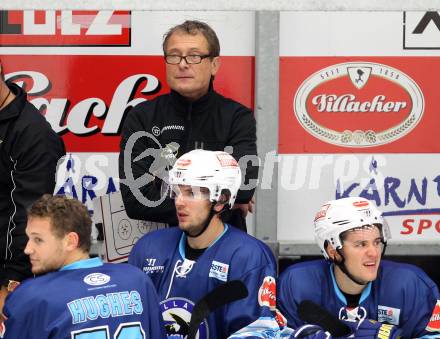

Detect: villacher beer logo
[294, 62, 424, 147]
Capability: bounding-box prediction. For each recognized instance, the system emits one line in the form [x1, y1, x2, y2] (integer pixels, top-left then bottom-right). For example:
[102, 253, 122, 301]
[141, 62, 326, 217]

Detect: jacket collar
[0, 82, 27, 122]
[169, 82, 216, 116]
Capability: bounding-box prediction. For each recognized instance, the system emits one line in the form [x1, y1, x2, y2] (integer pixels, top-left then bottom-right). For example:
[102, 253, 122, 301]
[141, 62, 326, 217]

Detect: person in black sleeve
[0, 61, 65, 314]
[119, 20, 257, 232]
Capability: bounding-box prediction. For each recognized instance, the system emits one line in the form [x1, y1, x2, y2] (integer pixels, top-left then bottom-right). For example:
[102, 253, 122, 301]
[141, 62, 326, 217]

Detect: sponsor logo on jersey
[143, 258, 164, 274]
[209, 261, 229, 282]
[83, 272, 111, 286]
[294, 62, 424, 147]
[160, 297, 208, 339]
[426, 300, 440, 332]
[258, 276, 276, 310]
[377, 305, 400, 325]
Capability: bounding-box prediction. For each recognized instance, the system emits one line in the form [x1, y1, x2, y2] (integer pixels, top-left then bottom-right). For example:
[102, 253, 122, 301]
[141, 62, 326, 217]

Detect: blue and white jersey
[278, 259, 440, 339]
[1, 258, 166, 339]
[129, 225, 277, 339]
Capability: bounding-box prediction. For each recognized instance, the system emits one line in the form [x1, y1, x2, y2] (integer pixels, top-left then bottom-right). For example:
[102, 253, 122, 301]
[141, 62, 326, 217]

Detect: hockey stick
[297, 300, 352, 337]
[187, 280, 249, 339]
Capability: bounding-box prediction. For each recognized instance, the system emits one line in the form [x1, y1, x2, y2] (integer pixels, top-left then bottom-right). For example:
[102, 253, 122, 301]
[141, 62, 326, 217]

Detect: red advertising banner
[1, 55, 254, 152]
[279, 57, 439, 153]
[0, 10, 131, 46]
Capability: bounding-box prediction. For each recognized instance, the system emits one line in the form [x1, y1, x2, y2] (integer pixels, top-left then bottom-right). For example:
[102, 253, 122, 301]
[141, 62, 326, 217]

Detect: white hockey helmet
[314, 197, 391, 259]
[168, 150, 241, 207]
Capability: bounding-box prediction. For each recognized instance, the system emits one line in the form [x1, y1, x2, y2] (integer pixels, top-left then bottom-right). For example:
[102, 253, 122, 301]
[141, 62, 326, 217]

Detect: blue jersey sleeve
[402, 273, 440, 338]
[224, 248, 277, 334]
[2, 288, 50, 338]
[141, 273, 167, 338]
[277, 267, 304, 328]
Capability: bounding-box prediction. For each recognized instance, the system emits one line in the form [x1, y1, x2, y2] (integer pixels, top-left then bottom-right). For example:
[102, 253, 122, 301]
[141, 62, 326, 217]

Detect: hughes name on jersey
[1, 258, 165, 339]
[129, 225, 277, 339]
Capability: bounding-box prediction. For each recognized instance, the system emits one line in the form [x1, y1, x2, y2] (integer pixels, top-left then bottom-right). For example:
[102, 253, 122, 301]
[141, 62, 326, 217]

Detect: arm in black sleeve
[5, 110, 65, 283]
[228, 105, 258, 204]
[119, 105, 177, 225]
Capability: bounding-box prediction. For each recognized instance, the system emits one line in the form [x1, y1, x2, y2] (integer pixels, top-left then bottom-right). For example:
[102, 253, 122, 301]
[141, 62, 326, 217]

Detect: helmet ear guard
[313, 197, 391, 260]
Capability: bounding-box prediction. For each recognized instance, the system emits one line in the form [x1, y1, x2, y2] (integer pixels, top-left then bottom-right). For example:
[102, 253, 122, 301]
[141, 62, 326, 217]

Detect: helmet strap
[381, 240, 387, 257]
[334, 248, 368, 286]
[185, 202, 217, 238]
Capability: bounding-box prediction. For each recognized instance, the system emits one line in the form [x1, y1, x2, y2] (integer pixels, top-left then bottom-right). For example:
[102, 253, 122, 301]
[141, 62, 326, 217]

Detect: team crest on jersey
[258, 276, 276, 310]
[426, 300, 440, 332]
[209, 261, 229, 282]
[377, 305, 400, 325]
[160, 297, 209, 339]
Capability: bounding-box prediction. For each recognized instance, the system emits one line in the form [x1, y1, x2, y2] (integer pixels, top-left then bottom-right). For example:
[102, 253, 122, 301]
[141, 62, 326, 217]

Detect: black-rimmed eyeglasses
[164, 54, 211, 65]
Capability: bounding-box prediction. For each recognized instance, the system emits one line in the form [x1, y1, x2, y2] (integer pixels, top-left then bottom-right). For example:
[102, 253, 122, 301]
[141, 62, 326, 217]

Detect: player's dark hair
[28, 194, 92, 252]
[162, 20, 220, 57]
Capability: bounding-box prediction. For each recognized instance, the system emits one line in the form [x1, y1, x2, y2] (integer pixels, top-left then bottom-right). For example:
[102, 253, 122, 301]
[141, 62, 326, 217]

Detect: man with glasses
[119, 20, 257, 232]
[278, 197, 440, 339]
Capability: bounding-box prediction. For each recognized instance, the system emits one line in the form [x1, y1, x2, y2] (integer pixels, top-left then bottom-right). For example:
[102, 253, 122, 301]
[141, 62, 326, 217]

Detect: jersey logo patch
[258, 276, 276, 310]
[377, 305, 400, 325]
[160, 297, 208, 338]
[209, 261, 229, 282]
[426, 300, 440, 332]
[83, 273, 111, 286]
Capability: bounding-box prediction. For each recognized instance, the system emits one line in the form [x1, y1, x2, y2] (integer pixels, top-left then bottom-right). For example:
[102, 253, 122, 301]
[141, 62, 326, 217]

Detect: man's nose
[24, 241, 32, 255]
[175, 193, 185, 207]
[177, 57, 190, 68]
[366, 243, 380, 257]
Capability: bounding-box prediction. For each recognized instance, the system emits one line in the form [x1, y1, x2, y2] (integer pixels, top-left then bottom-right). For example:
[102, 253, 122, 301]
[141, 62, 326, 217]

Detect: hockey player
[278, 197, 440, 339]
[1, 195, 165, 339]
[129, 149, 277, 338]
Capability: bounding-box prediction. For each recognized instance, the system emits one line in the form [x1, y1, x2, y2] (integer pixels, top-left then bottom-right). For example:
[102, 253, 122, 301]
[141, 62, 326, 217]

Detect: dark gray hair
[162, 20, 220, 57]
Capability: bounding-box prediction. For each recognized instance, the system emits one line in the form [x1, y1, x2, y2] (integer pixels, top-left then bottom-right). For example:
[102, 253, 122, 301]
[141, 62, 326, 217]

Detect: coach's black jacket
[119, 85, 258, 229]
[0, 82, 65, 285]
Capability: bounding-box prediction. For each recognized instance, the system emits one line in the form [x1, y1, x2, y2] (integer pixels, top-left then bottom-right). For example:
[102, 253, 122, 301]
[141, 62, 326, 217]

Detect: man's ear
[326, 244, 339, 261]
[65, 232, 80, 251]
[213, 202, 226, 213]
[210, 56, 220, 77]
